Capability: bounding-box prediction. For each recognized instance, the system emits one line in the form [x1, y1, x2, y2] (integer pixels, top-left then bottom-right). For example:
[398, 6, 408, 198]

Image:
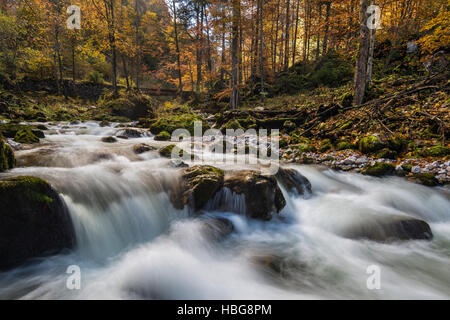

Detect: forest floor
[1, 73, 449, 186]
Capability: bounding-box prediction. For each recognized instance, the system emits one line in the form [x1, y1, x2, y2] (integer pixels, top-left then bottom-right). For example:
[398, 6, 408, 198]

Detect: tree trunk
[322, 2, 331, 54]
[273, 0, 281, 72]
[353, 0, 371, 106]
[122, 54, 130, 91]
[230, 0, 240, 109]
[292, 0, 301, 66]
[366, 0, 376, 86]
[259, 0, 264, 102]
[172, 0, 183, 94]
[284, 0, 291, 71]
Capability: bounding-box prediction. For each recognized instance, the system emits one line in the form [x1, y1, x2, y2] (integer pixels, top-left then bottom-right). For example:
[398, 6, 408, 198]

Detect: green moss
[14, 129, 39, 144]
[183, 165, 224, 210]
[150, 114, 210, 135]
[154, 131, 171, 141]
[358, 135, 384, 154]
[401, 163, 413, 172]
[221, 119, 244, 132]
[362, 162, 395, 177]
[421, 146, 450, 157]
[279, 139, 288, 148]
[336, 141, 356, 150]
[387, 136, 407, 152]
[283, 120, 296, 131]
[414, 173, 439, 186]
[0, 138, 15, 172]
[319, 139, 332, 152]
[375, 148, 398, 160]
[159, 144, 184, 158]
[294, 143, 316, 154]
[0, 176, 53, 205]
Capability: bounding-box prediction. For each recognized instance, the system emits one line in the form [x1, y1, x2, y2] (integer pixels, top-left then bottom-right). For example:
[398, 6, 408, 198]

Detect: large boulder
[342, 215, 433, 242]
[275, 168, 311, 196]
[0, 138, 15, 172]
[222, 170, 286, 220]
[170, 165, 224, 211]
[0, 176, 76, 270]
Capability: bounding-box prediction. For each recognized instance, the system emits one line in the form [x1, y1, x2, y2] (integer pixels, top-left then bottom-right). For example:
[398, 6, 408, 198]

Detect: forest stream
[0, 121, 449, 299]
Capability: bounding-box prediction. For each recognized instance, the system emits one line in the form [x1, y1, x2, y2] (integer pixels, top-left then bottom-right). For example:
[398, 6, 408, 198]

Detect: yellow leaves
[417, 9, 450, 54]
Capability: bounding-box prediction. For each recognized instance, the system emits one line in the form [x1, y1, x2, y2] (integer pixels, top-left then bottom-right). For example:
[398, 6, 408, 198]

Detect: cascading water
[0, 121, 449, 299]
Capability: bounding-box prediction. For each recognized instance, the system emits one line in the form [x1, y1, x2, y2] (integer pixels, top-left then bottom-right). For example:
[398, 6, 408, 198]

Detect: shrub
[86, 71, 104, 85]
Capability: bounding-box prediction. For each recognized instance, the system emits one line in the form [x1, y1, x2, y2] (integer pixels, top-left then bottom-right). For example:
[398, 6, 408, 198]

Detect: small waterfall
[0, 121, 449, 299]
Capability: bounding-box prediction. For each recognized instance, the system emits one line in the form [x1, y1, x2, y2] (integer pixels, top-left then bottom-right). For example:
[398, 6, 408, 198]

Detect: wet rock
[0, 176, 76, 270]
[14, 129, 40, 144]
[358, 135, 384, 154]
[200, 217, 234, 241]
[169, 159, 188, 168]
[275, 167, 312, 196]
[159, 144, 183, 158]
[343, 215, 433, 242]
[411, 166, 422, 174]
[154, 131, 171, 141]
[133, 143, 157, 154]
[413, 173, 439, 187]
[0, 138, 15, 172]
[362, 162, 395, 176]
[101, 136, 118, 143]
[170, 165, 225, 211]
[115, 128, 147, 138]
[223, 170, 286, 220]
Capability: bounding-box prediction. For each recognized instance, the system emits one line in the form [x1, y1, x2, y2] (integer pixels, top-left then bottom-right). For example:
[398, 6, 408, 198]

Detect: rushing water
[0, 121, 449, 300]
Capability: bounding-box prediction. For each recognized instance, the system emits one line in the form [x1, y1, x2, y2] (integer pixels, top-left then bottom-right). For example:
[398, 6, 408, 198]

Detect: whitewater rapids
[0, 121, 449, 299]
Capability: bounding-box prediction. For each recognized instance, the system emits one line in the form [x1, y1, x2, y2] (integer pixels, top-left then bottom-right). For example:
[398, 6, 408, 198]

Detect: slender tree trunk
[71, 34, 76, 85]
[122, 54, 130, 91]
[353, 0, 371, 106]
[230, 0, 240, 109]
[259, 0, 264, 102]
[135, 0, 140, 90]
[195, 4, 203, 93]
[273, 0, 281, 72]
[322, 2, 331, 54]
[292, 0, 301, 66]
[284, 0, 291, 71]
[367, 0, 376, 86]
[172, 0, 183, 94]
[220, 19, 226, 83]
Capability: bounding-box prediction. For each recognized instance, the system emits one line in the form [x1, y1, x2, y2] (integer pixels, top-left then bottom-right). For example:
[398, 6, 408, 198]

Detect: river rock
[101, 136, 117, 143]
[133, 143, 157, 154]
[170, 165, 225, 211]
[275, 167, 311, 196]
[343, 214, 433, 242]
[222, 170, 286, 220]
[0, 138, 15, 172]
[0, 176, 76, 270]
[115, 128, 148, 138]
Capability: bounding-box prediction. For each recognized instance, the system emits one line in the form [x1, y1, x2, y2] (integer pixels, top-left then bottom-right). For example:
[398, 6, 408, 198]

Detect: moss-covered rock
[401, 163, 413, 172]
[387, 136, 407, 153]
[413, 173, 439, 186]
[14, 129, 39, 144]
[336, 141, 356, 151]
[294, 143, 316, 154]
[154, 131, 171, 141]
[376, 148, 397, 159]
[158, 144, 184, 158]
[421, 145, 450, 157]
[100, 91, 158, 120]
[0, 138, 15, 172]
[0, 176, 76, 270]
[170, 165, 225, 211]
[319, 139, 332, 152]
[133, 143, 157, 154]
[283, 120, 296, 131]
[362, 162, 395, 176]
[358, 135, 384, 154]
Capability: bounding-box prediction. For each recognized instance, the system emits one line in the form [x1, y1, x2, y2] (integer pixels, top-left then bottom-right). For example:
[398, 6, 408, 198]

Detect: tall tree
[230, 0, 240, 109]
[353, 0, 371, 106]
